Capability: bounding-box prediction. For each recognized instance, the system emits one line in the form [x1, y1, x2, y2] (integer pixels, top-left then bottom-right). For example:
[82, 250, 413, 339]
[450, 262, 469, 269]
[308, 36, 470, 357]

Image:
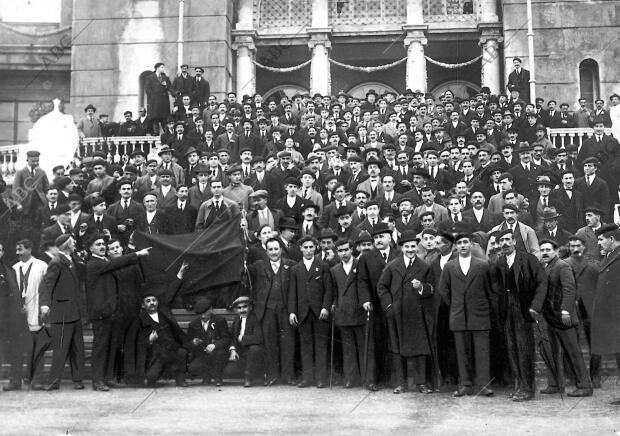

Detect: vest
[266, 268, 284, 310]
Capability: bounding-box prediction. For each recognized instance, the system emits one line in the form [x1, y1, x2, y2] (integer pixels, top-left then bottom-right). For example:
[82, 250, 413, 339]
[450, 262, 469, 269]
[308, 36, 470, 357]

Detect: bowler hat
[398, 230, 419, 245]
[371, 222, 391, 237]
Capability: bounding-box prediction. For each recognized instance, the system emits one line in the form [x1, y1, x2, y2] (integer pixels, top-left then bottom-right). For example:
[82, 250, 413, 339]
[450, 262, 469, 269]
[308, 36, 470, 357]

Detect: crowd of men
[1, 57, 620, 401]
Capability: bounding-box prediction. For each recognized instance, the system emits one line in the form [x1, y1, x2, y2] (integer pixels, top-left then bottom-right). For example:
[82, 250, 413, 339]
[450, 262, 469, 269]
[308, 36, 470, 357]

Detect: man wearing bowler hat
[536, 207, 572, 247]
[191, 66, 210, 111]
[508, 142, 542, 203]
[77, 104, 102, 138]
[377, 230, 434, 394]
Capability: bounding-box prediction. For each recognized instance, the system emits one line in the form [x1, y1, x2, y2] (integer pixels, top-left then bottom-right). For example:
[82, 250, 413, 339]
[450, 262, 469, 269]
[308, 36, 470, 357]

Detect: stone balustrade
[0, 136, 162, 183]
[546, 127, 613, 149]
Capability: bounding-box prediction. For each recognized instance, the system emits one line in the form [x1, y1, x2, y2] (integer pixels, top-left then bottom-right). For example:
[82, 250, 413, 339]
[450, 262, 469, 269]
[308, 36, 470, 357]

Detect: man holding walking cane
[330, 239, 374, 389]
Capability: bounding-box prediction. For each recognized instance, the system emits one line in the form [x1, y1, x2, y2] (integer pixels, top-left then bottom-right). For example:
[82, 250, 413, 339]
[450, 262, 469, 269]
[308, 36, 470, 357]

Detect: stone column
[232, 31, 257, 98]
[479, 0, 499, 22]
[308, 31, 331, 96]
[406, 0, 424, 25]
[236, 0, 254, 30]
[478, 24, 503, 95]
[403, 27, 428, 92]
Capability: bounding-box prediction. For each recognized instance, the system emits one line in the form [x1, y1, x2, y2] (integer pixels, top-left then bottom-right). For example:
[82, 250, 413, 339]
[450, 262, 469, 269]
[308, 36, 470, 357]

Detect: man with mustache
[494, 229, 547, 401]
[538, 239, 593, 397]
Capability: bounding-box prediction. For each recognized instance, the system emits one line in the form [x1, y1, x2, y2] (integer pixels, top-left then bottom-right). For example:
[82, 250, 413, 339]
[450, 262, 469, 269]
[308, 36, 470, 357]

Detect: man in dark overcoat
[378, 230, 434, 394]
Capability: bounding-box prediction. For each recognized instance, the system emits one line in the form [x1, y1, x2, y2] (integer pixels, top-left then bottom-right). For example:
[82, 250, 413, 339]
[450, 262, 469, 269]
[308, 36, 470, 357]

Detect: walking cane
[362, 310, 371, 387]
[329, 310, 335, 389]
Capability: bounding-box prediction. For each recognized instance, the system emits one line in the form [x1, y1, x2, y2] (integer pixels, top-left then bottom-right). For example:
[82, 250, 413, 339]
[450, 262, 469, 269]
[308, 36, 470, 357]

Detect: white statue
[25, 98, 79, 177]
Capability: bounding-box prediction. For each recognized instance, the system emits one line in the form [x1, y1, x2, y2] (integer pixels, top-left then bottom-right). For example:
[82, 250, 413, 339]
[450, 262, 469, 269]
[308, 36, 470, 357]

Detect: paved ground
[1, 380, 620, 435]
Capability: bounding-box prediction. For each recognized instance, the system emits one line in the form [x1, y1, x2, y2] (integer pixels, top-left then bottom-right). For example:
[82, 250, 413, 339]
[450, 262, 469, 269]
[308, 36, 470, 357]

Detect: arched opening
[579, 59, 600, 108]
[347, 82, 398, 100]
[138, 71, 152, 109]
[263, 84, 308, 102]
[430, 80, 481, 101]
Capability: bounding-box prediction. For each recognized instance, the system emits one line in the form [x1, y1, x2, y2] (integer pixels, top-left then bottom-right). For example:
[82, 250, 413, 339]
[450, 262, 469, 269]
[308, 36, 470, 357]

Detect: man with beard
[565, 235, 603, 388]
[137, 292, 189, 387]
[494, 229, 547, 401]
[378, 231, 435, 394]
[538, 239, 593, 397]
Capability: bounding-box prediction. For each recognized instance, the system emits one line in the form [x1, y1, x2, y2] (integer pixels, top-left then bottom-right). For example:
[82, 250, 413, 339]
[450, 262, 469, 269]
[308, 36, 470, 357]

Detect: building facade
[0, 0, 618, 146]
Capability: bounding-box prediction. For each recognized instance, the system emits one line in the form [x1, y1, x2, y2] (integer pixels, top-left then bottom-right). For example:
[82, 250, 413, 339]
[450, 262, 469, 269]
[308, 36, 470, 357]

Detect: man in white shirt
[4, 239, 49, 391]
[229, 296, 264, 388]
[438, 232, 495, 398]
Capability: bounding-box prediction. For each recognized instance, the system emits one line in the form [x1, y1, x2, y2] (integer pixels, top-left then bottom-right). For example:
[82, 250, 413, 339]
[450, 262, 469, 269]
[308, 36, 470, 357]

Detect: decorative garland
[253, 59, 312, 72]
[329, 57, 408, 72]
[0, 22, 71, 37]
[424, 54, 483, 69]
[252, 54, 484, 73]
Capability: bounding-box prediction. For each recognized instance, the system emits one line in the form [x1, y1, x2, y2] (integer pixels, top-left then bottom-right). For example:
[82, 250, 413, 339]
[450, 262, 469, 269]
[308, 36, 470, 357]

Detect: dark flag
[135, 211, 244, 295]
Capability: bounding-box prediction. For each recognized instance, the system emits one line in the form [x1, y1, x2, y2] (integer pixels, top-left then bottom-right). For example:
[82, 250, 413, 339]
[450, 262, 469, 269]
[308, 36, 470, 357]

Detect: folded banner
[134, 212, 244, 295]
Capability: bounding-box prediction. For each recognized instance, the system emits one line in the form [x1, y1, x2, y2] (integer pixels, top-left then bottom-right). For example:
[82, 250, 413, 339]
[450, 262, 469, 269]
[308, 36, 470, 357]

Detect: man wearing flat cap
[187, 299, 230, 386]
[377, 230, 434, 394]
[494, 228, 547, 401]
[191, 67, 210, 111]
[223, 164, 254, 212]
[490, 203, 540, 258]
[39, 235, 85, 390]
[538, 239, 593, 397]
[591, 224, 620, 388]
[157, 145, 186, 186]
[229, 296, 265, 387]
[574, 156, 610, 220]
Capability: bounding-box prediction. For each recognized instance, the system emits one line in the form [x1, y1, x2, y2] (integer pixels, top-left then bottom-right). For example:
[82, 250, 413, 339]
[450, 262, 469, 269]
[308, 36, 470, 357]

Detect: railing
[77, 136, 161, 161]
[253, 0, 482, 31]
[0, 136, 161, 183]
[547, 128, 613, 149]
[329, 0, 407, 28]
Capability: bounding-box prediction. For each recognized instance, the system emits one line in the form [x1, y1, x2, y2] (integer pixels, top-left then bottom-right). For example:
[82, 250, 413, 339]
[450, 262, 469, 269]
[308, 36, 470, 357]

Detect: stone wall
[502, 0, 620, 105]
[70, 0, 233, 122]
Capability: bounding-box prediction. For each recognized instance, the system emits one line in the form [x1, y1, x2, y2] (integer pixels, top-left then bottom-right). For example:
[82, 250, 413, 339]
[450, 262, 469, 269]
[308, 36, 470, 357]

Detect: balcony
[252, 0, 483, 35]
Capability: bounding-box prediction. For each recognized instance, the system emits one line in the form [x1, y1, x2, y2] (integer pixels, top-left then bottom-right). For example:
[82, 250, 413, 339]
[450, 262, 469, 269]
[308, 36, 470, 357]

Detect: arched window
[579, 59, 600, 108]
[138, 71, 152, 109]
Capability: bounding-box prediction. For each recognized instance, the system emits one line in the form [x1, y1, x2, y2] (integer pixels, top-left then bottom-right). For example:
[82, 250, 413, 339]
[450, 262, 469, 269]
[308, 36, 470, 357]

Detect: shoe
[365, 383, 378, 392]
[92, 382, 110, 392]
[417, 384, 433, 394]
[2, 382, 22, 392]
[243, 377, 253, 388]
[512, 392, 534, 402]
[592, 376, 601, 389]
[265, 376, 278, 387]
[316, 381, 327, 389]
[478, 387, 494, 397]
[343, 380, 354, 389]
[540, 386, 560, 395]
[453, 385, 472, 397]
[284, 378, 297, 386]
[297, 379, 312, 388]
[44, 380, 60, 391]
[73, 382, 85, 390]
[393, 385, 406, 394]
[105, 380, 125, 389]
[567, 388, 593, 397]
[31, 383, 46, 391]
[214, 377, 223, 387]
[176, 381, 188, 388]
[201, 378, 211, 385]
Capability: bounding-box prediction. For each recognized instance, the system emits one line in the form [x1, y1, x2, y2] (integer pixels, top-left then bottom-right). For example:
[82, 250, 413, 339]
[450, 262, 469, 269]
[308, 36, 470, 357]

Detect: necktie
[30, 168, 35, 178]
[303, 188, 308, 198]
[543, 197, 547, 207]
[382, 252, 388, 262]
[50, 203, 55, 211]
[406, 258, 412, 269]
[215, 200, 220, 213]
[124, 200, 129, 210]
[19, 266, 25, 296]
[587, 176, 591, 186]
[453, 214, 458, 222]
